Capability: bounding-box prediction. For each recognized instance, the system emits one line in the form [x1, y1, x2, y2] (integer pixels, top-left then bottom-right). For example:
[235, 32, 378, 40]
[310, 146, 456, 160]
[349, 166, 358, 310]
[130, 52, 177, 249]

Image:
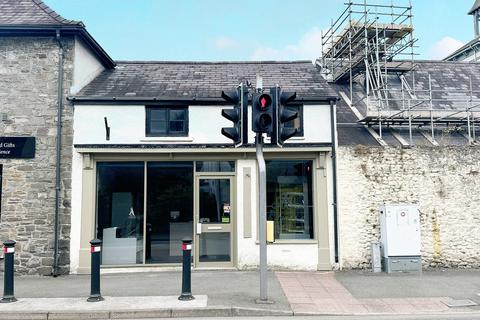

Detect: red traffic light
[255, 94, 272, 110]
[252, 93, 273, 133]
[261, 97, 267, 109]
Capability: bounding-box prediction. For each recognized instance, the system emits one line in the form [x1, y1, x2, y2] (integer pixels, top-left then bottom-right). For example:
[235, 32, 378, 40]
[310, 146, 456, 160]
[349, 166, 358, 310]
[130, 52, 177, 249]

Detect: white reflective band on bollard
[3, 247, 14, 254]
[90, 246, 101, 253]
[182, 244, 192, 251]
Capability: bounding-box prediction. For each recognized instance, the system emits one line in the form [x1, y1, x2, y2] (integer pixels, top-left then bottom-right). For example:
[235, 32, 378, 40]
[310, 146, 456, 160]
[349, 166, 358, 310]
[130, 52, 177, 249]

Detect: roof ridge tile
[30, 0, 82, 25]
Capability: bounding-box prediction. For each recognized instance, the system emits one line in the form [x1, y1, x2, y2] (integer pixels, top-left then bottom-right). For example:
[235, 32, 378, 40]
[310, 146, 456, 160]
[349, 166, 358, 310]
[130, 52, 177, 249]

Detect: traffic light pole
[255, 133, 269, 303]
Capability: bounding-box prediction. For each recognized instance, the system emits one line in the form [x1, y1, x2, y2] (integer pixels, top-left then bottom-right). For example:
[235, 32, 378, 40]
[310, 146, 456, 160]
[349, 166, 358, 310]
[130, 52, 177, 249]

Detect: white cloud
[214, 36, 238, 50]
[251, 27, 324, 61]
[428, 36, 464, 60]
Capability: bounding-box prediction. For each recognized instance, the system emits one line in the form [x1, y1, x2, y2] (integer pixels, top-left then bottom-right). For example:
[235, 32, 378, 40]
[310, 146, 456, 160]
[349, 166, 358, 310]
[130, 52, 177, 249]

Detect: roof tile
[76, 61, 337, 101]
[0, 0, 82, 26]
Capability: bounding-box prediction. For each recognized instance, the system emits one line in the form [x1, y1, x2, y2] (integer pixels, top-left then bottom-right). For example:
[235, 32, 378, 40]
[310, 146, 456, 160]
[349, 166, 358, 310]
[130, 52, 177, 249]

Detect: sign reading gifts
[0, 137, 35, 159]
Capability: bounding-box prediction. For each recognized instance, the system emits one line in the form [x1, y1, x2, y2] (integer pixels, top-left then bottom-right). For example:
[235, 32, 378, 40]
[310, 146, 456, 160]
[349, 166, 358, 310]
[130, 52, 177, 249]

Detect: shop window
[266, 160, 314, 240]
[146, 162, 193, 264]
[96, 162, 145, 265]
[146, 107, 188, 137]
[196, 161, 235, 172]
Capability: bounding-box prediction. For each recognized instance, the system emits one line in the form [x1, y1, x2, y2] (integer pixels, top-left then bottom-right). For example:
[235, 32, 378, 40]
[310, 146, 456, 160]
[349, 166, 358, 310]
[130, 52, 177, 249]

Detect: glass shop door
[195, 176, 234, 268]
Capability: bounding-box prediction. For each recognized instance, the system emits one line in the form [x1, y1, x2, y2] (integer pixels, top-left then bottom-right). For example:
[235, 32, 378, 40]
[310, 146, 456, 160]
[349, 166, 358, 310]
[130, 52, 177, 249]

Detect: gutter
[329, 99, 339, 264]
[53, 30, 64, 277]
[67, 95, 340, 105]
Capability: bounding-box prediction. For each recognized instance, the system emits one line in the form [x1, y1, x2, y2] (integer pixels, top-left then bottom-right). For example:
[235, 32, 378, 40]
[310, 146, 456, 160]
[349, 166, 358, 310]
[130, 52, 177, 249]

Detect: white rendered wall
[71, 38, 105, 95]
[326, 152, 337, 268]
[288, 104, 332, 144]
[73, 104, 332, 145]
[236, 160, 258, 268]
[69, 150, 83, 273]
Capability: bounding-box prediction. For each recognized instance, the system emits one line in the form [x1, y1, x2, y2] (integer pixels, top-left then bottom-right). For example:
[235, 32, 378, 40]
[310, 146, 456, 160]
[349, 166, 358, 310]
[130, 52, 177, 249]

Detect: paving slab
[335, 269, 480, 304]
[277, 270, 480, 316]
[444, 299, 478, 308]
[0, 270, 289, 307]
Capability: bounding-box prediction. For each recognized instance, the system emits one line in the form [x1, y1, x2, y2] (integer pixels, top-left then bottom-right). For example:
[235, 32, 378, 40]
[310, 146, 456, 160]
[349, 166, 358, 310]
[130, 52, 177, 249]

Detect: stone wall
[337, 145, 480, 269]
[0, 36, 74, 275]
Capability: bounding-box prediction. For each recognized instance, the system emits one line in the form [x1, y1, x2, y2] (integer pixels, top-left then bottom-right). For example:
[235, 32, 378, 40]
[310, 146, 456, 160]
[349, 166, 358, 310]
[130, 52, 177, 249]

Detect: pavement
[0, 269, 478, 319]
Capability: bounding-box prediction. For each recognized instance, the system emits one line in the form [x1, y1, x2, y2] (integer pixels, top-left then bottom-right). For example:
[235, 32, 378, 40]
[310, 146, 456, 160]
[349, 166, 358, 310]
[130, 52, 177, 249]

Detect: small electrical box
[379, 204, 422, 273]
[266, 220, 274, 243]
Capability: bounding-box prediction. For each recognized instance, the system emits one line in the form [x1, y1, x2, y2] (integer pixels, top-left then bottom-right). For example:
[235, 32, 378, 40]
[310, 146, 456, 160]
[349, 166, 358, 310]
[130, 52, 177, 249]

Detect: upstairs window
[146, 107, 188, 137]
[284, 105, 304, 137]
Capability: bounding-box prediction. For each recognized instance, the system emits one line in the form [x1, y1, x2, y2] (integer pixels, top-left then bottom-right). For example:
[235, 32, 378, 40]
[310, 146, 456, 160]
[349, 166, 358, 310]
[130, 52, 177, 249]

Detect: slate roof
[73, 61, 337, 102]
[391, 60, 480, 110]
[333, 60, 480, 146]
[0, 0, 82, 26]
[347, 60, 480, 114]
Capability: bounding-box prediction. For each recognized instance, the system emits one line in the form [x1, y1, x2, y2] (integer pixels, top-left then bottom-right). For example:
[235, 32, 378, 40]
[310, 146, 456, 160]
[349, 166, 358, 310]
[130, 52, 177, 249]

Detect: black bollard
[1, 240, 17, 303]
[87, 239, 104, 302]
[178, 237, 194, 301]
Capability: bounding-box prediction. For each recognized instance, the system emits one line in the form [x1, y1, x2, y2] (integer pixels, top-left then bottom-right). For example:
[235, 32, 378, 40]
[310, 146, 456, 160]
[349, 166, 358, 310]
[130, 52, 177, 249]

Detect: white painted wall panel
[69, 151, 83, 273]
[73, 104, 332, 145]
[298, 104, 332, 143]
[72, 38, 105, 94]
[74, 105, 145, 144]
[189, 106, 236, 144]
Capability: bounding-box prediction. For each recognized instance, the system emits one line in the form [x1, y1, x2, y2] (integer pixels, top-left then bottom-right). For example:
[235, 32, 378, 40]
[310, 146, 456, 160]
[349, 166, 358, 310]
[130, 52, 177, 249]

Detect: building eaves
[469, 0, 480, 14]
[0, 0, 115, 68]
[443, 37, 480, 61]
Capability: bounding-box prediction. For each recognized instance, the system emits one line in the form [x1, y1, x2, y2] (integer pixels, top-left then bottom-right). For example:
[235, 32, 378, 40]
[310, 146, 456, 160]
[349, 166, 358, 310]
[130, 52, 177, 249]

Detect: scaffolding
[320, 1, 480, 145]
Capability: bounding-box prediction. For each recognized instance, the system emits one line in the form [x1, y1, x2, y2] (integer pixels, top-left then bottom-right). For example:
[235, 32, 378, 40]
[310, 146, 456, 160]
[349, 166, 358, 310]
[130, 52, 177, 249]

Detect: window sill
[140, 137, 194, 143]
[264, 136, 305, 143]
[255, 239, 317, 245]
[288, 136, 305, 141]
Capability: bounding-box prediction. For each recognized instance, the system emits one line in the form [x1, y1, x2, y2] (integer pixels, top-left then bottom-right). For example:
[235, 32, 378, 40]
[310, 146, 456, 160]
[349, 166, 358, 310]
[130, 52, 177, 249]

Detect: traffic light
[252, 92, 273, 134]
[221, 85, 247, 146]
[277, 90, 298, 146]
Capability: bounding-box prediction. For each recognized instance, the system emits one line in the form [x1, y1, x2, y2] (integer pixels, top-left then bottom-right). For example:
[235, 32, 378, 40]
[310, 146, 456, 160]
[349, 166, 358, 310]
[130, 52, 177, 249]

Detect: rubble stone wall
[337, 145, 480, 269]
[0, 36, 74, 275]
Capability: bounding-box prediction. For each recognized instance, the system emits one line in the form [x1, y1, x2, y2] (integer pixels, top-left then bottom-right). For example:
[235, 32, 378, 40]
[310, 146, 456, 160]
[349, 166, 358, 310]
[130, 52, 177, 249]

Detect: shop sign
[0, 137, 35, 159]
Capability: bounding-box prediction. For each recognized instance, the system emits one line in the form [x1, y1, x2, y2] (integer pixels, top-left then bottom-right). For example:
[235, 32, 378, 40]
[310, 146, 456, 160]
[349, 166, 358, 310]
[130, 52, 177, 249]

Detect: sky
[44, 0, 476, 62]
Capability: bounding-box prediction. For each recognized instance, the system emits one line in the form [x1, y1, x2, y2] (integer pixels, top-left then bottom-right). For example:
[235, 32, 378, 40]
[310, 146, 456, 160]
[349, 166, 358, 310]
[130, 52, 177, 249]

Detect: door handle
[196, 223, 202, 234]
[207, 226, 222, 230]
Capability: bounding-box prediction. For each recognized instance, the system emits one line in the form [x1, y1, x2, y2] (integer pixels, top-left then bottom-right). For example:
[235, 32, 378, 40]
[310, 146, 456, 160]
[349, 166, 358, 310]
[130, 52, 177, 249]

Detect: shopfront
[71, 149, 332, 273]
[93, 160, 236, 267]
[69, 61, 337, 273]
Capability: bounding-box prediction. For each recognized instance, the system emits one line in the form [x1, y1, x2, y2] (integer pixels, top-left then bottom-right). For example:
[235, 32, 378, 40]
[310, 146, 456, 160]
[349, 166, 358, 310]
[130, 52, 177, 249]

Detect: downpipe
[330, 99, 339, 263]
[53, 30, 64, 277]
